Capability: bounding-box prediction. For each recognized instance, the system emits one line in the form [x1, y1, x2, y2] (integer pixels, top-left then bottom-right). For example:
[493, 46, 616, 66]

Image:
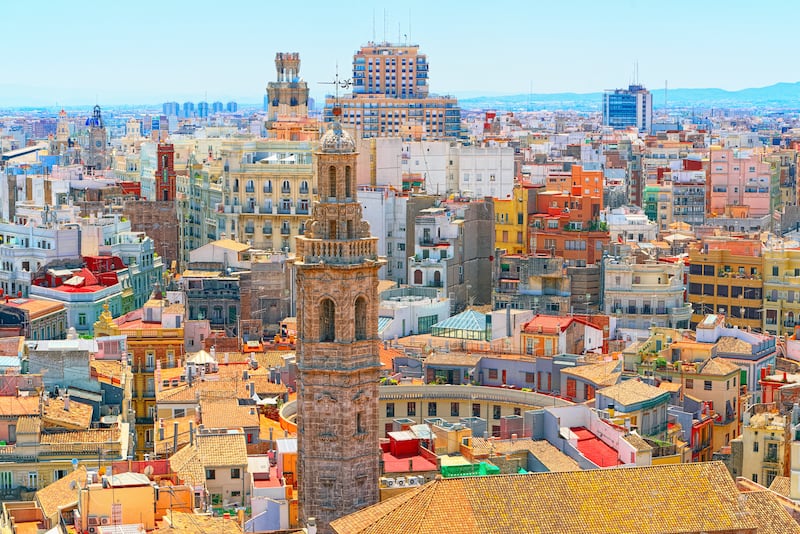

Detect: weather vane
[319, 64, 351, 116]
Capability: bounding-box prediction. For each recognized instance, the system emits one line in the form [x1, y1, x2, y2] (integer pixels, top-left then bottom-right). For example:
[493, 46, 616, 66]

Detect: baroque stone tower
[295, 119, 384, 533]
[266, 52, 309, 121]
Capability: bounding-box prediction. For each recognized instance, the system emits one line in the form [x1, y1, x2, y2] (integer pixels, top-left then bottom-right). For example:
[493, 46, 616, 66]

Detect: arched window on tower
[320, 298, 335, 342]
[345, 166, 352, 199]
[355, 296, 367, 340]
[329, 166, 337, 198]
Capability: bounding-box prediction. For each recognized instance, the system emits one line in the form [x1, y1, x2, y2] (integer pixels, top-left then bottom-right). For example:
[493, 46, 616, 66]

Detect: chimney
[173, 421, 179, 453]
[63, 394, 70, 412]
[243, 370, 249, 381]
[159, 419, 165, 441]
[189, 421, 194, 446]
[306, 518, 317, 534]
[249, 382, 255, 397]
[608, 404, 615, 418]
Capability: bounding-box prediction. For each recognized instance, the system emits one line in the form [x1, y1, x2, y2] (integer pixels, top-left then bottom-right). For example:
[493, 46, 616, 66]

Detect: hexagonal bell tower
[295, 118, 385, 532]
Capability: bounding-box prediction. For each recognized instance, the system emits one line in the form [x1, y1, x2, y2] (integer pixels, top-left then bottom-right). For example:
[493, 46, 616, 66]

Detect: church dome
[320, 121, 355, 154]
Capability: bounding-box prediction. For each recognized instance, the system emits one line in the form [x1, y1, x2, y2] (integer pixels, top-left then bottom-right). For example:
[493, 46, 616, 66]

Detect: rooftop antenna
[372, 9, 376, 42]
[383, 9, 387, 43]
[319, 66, 351, 113]
[408, 8, 412, 44]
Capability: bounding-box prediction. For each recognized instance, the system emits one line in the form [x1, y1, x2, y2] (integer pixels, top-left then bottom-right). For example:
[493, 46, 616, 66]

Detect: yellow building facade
[94, 300, 185, 460]
[494, 183, 532, 255]
[762, 247, 800, 337]
[687, 238, 763, 330]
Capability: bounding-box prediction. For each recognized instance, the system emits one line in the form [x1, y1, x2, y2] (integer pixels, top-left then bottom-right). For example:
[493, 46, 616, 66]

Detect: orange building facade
[529, 165, 608, 266]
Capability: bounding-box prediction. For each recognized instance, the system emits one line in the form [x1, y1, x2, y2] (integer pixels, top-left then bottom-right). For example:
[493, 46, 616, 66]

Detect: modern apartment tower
[324, 41, 460, 139]
[294, 116, 384, 532]
[603, 84, 653, 133]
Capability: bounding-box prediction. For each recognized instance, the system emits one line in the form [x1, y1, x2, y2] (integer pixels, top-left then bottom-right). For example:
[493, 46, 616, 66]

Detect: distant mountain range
[457, 82, 800, 112]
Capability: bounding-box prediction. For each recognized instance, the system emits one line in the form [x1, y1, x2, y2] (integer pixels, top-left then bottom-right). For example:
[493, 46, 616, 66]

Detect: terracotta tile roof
[470, 438, 580, 473]
[195, 432, 247, 467]
[522, 315, 601, 334]
[155, 415, 197, 455]
[200, 398, 259, 430]
[621, 432, 651, 452]
[380, 346, 404, 369]
[35, 465, 86, 520]
[157, 511, 243, 533]
[561, 361, 621, 387]
[769, 476, 791, 498]
[170, 443, 205, 486]
[700, 357, 742, 377]
[423, 352, 481, 367]
[597, 379, 669, 408]
[90, 359, 125, 379]
[331, 462, 758, 534]
[0, 395, 39, 417]
[740, 490, 800, 534]
[658, 381, 683, 392]
[716, 336, 754, 355]
[16, 416, 41, 434]
[41, 428, 121, 454]
[42, 397, 93, 430]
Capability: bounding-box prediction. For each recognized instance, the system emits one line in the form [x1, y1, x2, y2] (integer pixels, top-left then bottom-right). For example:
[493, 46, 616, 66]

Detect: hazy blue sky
[2, 0, 796, 106]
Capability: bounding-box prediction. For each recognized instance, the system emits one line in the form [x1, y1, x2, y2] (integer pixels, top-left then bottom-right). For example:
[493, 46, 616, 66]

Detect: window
[173, 408, 185, 418]
[79, 313, 87, 326]
[451, 402, 460, 417]
[493, 405, 501, 420]
[355, 297, 367, 340]
[0, 471, 12, 490]
[320, 298, 335, 341]
[428, 402, 437, 416]
[704, 380, 712, 391]
[205, 469, 216, 480]
[231, 468, 241, 479]
[407, 402, 416, 416]
[685, 379, 694, 389]
[27, 472, 38, 489]
[473, 403, 481, 417]
[525, 372, 535, 384]
[753, 441, 759, 452]
[357, 411, 365, 433]
[386, 403, 395, 418]
[488, 369, 498, 380]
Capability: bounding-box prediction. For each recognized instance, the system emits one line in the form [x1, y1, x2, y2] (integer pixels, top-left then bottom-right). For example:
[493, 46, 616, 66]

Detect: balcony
[281, 227, 291, 235]
[764, 453, 779, 464]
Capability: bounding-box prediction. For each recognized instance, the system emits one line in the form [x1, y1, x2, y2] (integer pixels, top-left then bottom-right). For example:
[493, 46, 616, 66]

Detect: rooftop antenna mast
[372, 8, 376, 42]
[318, 66, 352, 114]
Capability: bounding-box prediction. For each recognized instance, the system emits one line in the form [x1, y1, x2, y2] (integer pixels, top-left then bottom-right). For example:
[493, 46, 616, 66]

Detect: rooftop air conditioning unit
[406, 476, 421, 487]
[395, 477, 407, 487]
[379, 477, 393, 488]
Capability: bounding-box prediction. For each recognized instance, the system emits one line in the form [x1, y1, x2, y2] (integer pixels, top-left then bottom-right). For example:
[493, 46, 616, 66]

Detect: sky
[1, 0, 797, 107]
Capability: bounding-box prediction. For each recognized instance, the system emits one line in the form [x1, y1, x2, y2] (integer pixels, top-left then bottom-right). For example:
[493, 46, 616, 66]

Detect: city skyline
[2, 0, 798, 107]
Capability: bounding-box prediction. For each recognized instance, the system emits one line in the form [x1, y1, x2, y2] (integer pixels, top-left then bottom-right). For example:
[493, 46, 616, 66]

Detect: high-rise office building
[211, 101, 224, 114]
[602, 84, 652, 133]
[182, 101, 195, 118]
[226, 101, 238, 113]
[324, 41, 460, 139]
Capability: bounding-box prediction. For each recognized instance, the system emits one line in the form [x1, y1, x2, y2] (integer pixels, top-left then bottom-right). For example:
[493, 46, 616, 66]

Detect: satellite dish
[144, 465, 154, 476]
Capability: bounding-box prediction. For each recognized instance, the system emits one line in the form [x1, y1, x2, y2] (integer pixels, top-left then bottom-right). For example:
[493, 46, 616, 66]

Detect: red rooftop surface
[571, 427, 623, 468]
[253, 465, 283, 489]
[381, 451, 437, 474]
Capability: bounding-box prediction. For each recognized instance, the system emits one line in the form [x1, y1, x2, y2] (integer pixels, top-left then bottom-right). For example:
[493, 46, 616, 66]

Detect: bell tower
[295, 119, 384, 533]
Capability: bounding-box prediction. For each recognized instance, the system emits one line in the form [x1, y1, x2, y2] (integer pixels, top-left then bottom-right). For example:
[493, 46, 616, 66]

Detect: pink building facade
[708, 147, 771, 217]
